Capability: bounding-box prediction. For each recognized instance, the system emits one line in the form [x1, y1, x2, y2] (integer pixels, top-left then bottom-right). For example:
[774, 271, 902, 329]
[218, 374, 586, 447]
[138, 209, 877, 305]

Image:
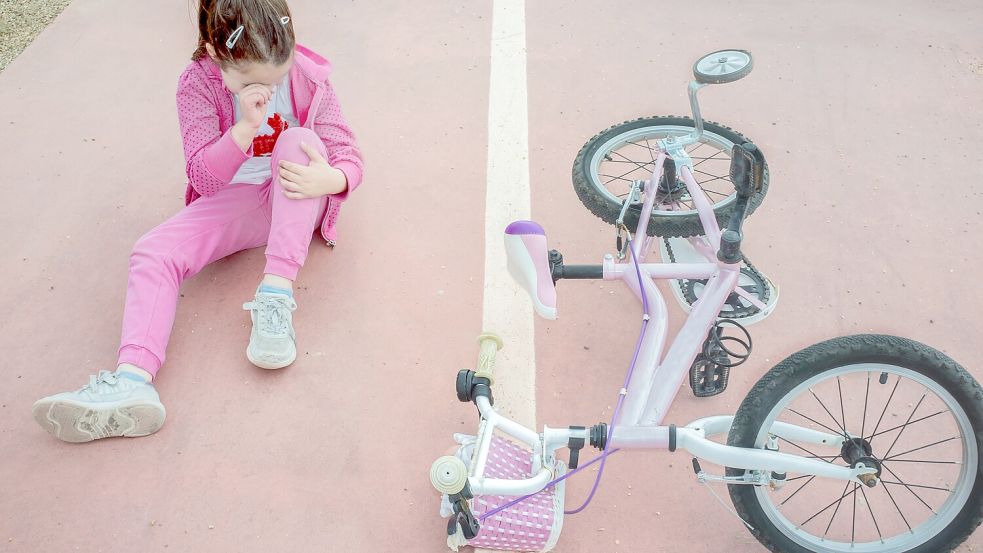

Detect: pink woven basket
[465, 435, 565, 552]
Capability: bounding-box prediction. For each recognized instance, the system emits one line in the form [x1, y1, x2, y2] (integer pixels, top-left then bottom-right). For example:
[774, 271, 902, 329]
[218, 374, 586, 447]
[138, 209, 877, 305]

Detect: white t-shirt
[231, 76, 301, 184]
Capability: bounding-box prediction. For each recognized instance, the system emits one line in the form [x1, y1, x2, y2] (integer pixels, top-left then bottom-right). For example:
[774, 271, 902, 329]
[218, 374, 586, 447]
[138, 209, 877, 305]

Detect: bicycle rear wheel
[726, 335, 983, 553]
[571, 116, 768, 238]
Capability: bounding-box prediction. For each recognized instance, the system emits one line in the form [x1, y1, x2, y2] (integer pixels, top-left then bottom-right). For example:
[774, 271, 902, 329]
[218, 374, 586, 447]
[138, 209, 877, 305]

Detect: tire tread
[726, 334, 983, 553]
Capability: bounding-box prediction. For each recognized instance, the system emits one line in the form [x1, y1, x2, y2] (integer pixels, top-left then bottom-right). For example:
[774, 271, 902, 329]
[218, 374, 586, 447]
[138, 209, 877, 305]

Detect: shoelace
[244, 295, 297, 336]
[80, 370, 121, 394]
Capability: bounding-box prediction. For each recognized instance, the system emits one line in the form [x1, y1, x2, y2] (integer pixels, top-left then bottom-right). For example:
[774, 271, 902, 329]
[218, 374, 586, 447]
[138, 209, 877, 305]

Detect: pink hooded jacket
[175, 44, 363, 245]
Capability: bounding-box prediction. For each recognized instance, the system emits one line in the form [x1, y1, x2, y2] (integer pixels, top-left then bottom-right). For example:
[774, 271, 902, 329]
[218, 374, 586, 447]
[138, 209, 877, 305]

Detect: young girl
[31, 0, 363, 443]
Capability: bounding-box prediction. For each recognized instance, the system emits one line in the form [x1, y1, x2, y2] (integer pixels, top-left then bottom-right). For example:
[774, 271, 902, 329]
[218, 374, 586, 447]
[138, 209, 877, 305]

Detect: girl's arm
[312, 78, 364, 201]
[176, 65, 251, 198]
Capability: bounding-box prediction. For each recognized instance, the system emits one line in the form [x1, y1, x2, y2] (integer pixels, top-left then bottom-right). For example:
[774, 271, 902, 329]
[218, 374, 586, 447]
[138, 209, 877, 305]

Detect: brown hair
[192, 0, 295, 67]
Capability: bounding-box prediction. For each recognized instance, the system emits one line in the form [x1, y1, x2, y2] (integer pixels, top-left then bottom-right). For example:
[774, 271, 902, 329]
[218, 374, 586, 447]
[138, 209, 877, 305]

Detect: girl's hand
[278, 142, 348, 199]
[238, 84, 273, 129]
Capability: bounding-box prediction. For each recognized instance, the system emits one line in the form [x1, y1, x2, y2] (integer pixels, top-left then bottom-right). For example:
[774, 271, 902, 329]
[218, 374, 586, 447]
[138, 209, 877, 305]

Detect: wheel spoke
[644, 138, 657, 162]
[778, 437, 836, 463]
[867, 376, 901, 445]
[882, 393, 926, 459]
[859, 485, 883, 542]
[883, 436, 961, 462]
[881, 464, 937, 514]
[676, 197, 694, 211]
[692, 168, 724, 179]
[866, 410, 947, 442]
[787, 407, 846, 437]
[699, 187, 718, 206]
[625, 140, 659, 157]
[688, 141, 707, 155]
[861, 372, 871, 438]
[809, 388, 849, 437]
[692, 150, 724, 168]
[601, 161, 648, 184]
[781, 475, 817, 506]
[599, 174, 635, 184]
[823, 480, 853, 536]
[597, 158, 657, 165]
[610, 150, 655, 173]
[852, 483, 858, 546]
[837, 376, 848, 435]
[880, 479, 913, 532]
[799, 483, 860, 527]
[881, 480, 952, 492]
[882, 459, 960, 465]
[695, 175, 729, 187]
[689, 154, 728, 161]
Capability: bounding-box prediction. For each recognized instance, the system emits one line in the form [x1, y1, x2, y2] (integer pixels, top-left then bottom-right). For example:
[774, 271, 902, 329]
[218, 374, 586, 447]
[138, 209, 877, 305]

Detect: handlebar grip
[475, 333, 504, 380]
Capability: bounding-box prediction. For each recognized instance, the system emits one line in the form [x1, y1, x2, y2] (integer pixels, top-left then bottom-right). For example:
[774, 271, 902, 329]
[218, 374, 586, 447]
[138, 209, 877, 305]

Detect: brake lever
[448, 497, 481, 539]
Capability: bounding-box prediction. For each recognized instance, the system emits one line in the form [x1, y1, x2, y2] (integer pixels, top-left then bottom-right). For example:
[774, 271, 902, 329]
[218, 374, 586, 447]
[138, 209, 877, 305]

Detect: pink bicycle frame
[609, 150, 739, 428]
[434, 152, 875, 501]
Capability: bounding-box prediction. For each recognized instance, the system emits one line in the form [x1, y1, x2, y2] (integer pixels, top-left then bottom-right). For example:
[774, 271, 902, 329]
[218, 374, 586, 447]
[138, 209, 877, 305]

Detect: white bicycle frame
[462, 150, 877, 498]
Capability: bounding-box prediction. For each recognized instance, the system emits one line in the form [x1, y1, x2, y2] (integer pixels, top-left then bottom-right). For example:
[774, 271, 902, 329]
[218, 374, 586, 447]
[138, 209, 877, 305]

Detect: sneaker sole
[32, 399, 166, 443]
[246, 345, 297, 370]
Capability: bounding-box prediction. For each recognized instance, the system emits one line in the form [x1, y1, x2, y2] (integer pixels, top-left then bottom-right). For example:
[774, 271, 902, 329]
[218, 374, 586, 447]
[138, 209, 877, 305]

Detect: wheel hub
[656, 171, 687, 200]
[840, 437, 873, 464]
[841, 437, 881, 487]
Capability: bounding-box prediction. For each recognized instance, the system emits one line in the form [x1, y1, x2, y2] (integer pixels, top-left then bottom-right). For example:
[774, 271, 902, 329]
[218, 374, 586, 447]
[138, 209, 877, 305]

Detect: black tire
[726, 334, 983, 553]
[572, 116, 769, 238]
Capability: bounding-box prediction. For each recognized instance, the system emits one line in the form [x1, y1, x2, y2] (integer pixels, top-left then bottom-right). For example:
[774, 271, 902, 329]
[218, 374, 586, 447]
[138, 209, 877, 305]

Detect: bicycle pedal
[689, 355, 730, 397]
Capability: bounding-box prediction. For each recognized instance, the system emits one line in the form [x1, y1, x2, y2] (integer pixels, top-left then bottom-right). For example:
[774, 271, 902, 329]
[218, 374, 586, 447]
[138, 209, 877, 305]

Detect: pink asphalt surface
[0, 1, 981, 552]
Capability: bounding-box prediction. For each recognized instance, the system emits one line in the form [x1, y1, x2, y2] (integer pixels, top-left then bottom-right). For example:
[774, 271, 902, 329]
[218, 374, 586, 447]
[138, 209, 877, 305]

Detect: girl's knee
[273, 127, 318, 153]
[132, 228, 163, 257]
[279, 126, 318, 141]
[271, 127, 324, 163]
[131, 229, 187, 274]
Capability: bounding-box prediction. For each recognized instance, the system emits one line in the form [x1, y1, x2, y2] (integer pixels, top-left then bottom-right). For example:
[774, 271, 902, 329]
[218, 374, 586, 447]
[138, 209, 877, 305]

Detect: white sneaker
[32, 370, 166, 443]
[243, 291, 298, 369]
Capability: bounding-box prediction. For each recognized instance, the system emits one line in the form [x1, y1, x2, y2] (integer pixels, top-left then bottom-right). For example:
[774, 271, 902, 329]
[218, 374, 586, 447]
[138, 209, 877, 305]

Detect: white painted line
[482, 0, 535, 430]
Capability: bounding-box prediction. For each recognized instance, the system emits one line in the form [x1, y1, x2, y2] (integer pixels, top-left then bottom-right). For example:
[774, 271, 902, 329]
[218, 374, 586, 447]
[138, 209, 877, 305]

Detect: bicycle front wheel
[726, 335, 983, 553]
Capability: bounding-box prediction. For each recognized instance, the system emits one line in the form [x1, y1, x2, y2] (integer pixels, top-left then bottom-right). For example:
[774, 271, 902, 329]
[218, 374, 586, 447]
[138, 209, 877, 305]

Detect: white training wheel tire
[693, 49, 754, 84]
[430, 456, 469, 494]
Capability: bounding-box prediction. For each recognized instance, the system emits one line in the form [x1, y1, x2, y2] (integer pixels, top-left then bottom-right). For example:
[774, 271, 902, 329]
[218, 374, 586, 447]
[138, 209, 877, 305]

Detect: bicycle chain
[663, 236, 771, 319]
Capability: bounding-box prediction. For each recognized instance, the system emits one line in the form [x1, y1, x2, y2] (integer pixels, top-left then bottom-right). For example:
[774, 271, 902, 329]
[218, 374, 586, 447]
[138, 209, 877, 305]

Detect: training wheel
[430, 455, 469, 494]
[693, 49, 754, 84]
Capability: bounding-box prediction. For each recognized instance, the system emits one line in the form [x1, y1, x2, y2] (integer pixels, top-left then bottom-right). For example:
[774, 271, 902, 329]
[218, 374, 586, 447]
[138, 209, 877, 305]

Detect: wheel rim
[750, 363, 977, 552]
[696, 50, 752, 79]
[587, 125, 738, 217]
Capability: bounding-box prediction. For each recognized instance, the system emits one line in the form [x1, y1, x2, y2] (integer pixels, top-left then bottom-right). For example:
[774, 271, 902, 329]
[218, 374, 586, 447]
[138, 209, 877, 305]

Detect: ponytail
[191, 0, 214, 61]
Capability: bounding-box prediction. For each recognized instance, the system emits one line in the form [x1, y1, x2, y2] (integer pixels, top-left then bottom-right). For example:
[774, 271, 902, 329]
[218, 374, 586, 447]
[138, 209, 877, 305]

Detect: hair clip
[280, 16, 290, 25]
[225, 25, 244, 49]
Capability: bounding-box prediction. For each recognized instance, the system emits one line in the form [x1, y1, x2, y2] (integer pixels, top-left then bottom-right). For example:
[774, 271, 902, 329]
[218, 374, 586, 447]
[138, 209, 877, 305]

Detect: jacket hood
[293, 44, 333, 82]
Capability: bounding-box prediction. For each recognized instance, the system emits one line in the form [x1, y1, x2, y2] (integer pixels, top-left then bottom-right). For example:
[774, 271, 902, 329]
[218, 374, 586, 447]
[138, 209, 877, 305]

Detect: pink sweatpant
[117, 127, 329, 377]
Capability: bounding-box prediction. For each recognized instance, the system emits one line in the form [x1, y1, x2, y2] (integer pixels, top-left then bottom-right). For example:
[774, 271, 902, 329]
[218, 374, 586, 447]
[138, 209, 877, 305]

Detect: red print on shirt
[252, 113, 290, 157]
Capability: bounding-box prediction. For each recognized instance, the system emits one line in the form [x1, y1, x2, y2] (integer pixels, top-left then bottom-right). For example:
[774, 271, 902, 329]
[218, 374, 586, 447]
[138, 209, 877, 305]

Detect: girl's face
[205, 44, 294, 94]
